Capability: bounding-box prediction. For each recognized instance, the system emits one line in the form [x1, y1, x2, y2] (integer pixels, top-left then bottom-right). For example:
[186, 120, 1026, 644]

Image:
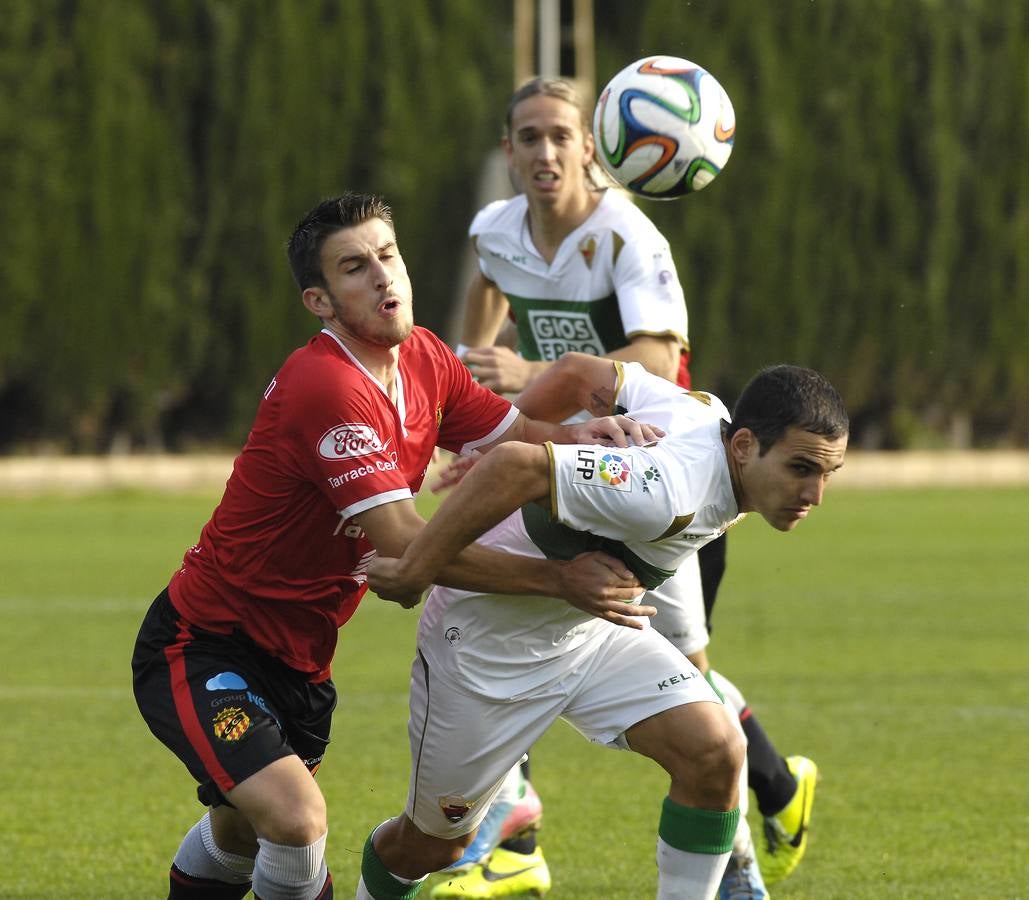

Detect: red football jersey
[169, 327, 517, 680]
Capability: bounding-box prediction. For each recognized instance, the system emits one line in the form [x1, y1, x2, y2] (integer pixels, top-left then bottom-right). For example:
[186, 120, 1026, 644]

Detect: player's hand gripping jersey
[471, 191, 692, 386]
[170, 327, 516, 680]
[417, 362, 742, 699]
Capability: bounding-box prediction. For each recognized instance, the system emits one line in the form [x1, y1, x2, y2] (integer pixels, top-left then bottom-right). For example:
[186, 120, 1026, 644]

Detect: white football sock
[172, 812, 254, 884]
[252, 832, 328, 899]
[656, 836, 729, 899]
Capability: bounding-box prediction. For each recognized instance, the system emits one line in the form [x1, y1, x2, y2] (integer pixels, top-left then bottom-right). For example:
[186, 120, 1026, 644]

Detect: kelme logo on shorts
[317, 423, 390, 460]
[212, 706, 251, 741]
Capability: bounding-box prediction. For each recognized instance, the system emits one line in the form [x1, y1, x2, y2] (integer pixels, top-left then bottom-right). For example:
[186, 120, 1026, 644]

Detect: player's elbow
[486, 442, 551, 503]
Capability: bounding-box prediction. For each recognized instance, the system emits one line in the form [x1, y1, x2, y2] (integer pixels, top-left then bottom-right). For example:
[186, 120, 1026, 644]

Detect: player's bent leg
[674, 678, 769, 899]
[430, 761, 550, 898]
[628, 701, 743, 810]
[225, 755, 332, 899]
[169, 810, 255, 899]
[756, 755, 818, 886]
[628, 701, 745, 899]
[355, 815, 468, 899]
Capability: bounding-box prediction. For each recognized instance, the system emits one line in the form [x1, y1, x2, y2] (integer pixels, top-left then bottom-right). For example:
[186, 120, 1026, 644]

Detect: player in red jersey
[132, 193, 659, 900]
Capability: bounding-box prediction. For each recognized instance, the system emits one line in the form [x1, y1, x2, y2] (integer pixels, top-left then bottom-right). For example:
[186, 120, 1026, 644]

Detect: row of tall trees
[1, 1, 1026, 451]
[610, 0, 1029, 448]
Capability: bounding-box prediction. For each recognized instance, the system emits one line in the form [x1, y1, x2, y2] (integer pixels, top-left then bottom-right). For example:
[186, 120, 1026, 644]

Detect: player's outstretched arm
[365, 442, 551, 602]
[501, 407, 663, 451]
[513, 352, 625, 423]
[357, 460, 649, 619]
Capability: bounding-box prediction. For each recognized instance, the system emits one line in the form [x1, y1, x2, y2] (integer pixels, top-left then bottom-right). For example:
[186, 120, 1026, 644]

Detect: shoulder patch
[612, 231, 625, 266]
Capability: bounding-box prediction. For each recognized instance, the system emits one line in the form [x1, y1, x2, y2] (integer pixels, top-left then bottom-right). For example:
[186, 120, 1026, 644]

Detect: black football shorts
[132, 588, 337, 807]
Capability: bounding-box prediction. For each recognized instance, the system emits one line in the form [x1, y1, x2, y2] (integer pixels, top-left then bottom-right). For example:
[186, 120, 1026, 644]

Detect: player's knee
[261, 793, 328, 846]
[665, 706, 745, 807]
[693, 713, 745, 797]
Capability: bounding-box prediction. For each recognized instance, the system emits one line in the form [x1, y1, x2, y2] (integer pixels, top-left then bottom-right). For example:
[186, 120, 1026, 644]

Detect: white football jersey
[417, 362, 741, 699]
[471, 190, 688, 361]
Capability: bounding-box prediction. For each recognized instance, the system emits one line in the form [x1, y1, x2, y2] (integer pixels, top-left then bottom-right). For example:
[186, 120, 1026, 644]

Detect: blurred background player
[442, 78, 816, 899]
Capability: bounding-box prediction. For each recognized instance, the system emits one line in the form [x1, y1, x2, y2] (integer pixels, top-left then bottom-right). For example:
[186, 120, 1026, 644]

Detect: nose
[537, 136, 557, 161]
[801, 474, 826, 507]
[371, 256, 393, 289]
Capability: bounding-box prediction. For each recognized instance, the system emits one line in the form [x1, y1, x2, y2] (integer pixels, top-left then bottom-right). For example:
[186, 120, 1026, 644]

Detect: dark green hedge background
[2, 1, 1025, 451]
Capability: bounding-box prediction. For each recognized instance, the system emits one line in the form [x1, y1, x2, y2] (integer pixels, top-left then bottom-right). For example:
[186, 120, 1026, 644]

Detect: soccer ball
[593, 55, 735, 199]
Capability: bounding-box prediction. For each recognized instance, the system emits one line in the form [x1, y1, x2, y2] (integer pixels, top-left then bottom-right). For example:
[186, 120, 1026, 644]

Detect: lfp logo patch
[599, 453, 632, 490]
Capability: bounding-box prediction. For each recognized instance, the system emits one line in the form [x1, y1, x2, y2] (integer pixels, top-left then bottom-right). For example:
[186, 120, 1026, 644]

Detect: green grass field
[0, 485, 1025, 898]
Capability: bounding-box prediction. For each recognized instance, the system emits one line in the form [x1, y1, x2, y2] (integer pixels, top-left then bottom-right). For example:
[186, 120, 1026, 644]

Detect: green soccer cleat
[431, 847, 551, 898]
[756, 754, 818, 885]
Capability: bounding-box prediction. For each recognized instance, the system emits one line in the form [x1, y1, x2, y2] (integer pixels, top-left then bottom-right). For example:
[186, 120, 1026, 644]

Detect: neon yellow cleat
[756, 755, 818, 885]
[431, 847, 551, 898]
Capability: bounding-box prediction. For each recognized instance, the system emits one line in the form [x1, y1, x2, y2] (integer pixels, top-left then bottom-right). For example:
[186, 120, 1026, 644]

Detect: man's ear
[582, 130, 596, 168]
[729, 427, 757, 464]
[302, 287, 331, 320]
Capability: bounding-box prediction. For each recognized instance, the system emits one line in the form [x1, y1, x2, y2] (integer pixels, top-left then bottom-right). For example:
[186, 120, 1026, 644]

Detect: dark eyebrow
[334, 240, 396, 269]
[792, 453, 844, 474]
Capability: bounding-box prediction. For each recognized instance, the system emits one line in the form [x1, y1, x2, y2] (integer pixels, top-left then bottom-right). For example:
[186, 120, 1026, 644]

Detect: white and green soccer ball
[593, 55, 735, 199]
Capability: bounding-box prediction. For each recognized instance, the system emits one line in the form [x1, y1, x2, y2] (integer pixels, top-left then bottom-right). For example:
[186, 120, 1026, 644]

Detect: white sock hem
[198, 812, 257, 876]
[256, 832, 327, 882]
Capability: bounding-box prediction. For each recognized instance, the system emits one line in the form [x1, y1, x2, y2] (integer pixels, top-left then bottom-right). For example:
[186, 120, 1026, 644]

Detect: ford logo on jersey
[317, 423, 389, 460]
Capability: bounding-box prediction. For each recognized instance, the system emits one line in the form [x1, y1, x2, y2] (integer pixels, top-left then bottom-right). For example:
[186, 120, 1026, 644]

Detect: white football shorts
[648, 551, 709, 658]
[404, 622, 720, 838]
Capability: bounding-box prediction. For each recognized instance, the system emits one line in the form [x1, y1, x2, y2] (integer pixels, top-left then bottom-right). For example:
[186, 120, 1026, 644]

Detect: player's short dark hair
[726, 365, 849, 455]
[287, 192, 394, 290]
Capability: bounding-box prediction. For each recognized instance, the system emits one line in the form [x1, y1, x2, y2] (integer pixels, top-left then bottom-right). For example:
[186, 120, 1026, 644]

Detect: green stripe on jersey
[521, 504, 675, 590]
[506, 292, 627, 361]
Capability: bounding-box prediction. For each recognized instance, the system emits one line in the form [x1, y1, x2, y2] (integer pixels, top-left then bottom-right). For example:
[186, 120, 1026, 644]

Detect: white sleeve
[548, 443, 677, 542]
[613, 233, 689, 345]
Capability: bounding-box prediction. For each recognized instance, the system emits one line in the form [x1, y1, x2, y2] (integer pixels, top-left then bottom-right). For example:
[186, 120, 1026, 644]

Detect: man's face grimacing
[732, 426, 848, 532]
[315, 217, 414, 349]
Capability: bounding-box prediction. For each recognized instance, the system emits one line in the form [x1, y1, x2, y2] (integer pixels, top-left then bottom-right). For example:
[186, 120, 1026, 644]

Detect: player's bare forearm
[380, 442, 551, 593]
[369, 545, 652, 626]
[512, 410, 663, 450]
[514, 353, 623, 423]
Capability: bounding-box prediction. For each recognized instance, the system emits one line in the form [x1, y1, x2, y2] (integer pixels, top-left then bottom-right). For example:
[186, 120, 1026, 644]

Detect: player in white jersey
[468, 187, 689, 375]
[354, 353, 849, 900]
[452, 77, 811, 898]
